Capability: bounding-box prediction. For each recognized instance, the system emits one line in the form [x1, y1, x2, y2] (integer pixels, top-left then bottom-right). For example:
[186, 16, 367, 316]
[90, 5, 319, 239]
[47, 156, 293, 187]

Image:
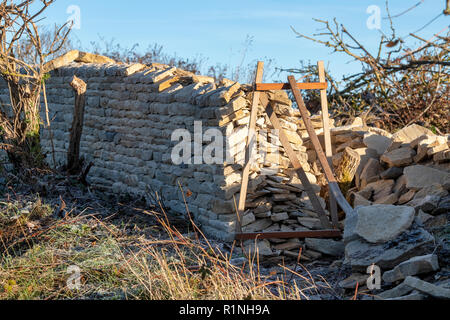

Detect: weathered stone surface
[241, 211, 256, 227]
[363, 133, 392, 155]
[398, 190, 416, 205]
[391, 124, 435, 145]
[408, 195, 442, 214]
[381, 147, 416, 167]
[404, 166, 450, 191]
[305, 238, 345, 257]
[243, 240, 274, 257]
[343, 209, 359, 244]
[355, 205, 415, 244]
[273, 239, 302, 251]
[271, 212, 289, 222]
[404, 276, 450, 299]
[44, 50, 81, 72]
[242, 219, 272, 233]
[345, 226, 435, 270]
[414, 184, 449, 200]
[385, 291, 427, 300]
[339, 273, 368, 289]
[382, 254, 440, 283]
[33, 59, 450, 250]
[378, 282, 413, 299]
[380, 167, 404, 180]
[374, 193, 399, 205]
[359, 158, 382, 188]
[353, 193, 372, 207]
[297, 217, 322, 230]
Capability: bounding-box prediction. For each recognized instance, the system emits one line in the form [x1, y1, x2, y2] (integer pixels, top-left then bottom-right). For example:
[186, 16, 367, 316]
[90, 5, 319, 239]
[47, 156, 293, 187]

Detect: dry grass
[0, 197, 330, 300]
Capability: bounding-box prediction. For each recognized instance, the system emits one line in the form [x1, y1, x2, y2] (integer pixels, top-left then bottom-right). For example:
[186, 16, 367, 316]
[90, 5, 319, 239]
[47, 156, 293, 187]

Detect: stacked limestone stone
[31, 61, 257, 242]
[20, 58, 334, 250]
[218, 90, 336, 259]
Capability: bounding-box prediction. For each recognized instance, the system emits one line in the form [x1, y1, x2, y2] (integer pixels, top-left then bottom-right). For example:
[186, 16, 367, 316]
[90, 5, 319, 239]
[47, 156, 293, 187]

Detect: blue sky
[42, 0, 449, 82]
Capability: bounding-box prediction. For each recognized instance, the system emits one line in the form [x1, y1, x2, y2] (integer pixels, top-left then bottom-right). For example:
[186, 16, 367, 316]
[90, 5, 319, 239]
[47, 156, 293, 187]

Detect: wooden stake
[236, 61, 265, 233]
[261, 94, 332, 230]
[288, 76, 354, 217]
[318, 61, 339, 229]
[67, 75, 87, 174]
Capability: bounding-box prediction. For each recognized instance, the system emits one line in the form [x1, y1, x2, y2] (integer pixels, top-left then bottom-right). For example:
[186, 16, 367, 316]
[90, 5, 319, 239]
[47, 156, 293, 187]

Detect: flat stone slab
[404, 276, 450, 299]
[355, 205, 416, 244]
[383, 254, 440, 283]
[363, 133, 392, 156]
[243, 239, 274, 257]
[404, 165, 450, 191]
[305, 238, 345, 257]
[381, 147, 416, 167]
[391, 124, 435, 144]
[345, 226, 434, 270]
[378, 282, 414, 299]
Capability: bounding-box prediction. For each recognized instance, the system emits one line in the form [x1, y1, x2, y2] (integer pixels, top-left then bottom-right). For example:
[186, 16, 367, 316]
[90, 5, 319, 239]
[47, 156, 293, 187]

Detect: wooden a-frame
[235, 61, 354, 241]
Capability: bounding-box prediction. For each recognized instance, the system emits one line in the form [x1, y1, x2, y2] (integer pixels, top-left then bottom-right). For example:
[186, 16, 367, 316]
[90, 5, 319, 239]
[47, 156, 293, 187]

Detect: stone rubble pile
[331, 123, 450, 300]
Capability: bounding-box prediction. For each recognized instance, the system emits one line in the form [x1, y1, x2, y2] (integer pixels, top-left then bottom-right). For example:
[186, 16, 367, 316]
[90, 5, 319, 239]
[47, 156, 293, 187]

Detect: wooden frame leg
[236, 61, 265, 234]
[318, 61, 339, 229]
[260, 94, 332, 230]
[288, 76, 354, 217]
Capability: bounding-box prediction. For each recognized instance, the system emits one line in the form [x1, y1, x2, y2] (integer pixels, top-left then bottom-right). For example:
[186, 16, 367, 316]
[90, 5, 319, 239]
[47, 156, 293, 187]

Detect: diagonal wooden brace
[288, 76, 355, 216]
[236, 62, 265, 234]
[260, 94, 332, 230]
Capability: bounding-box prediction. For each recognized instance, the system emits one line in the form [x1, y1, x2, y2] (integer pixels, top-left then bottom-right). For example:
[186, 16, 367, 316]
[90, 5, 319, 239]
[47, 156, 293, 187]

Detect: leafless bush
[0, 0, 71, 169]
[284, 2, 449, 133]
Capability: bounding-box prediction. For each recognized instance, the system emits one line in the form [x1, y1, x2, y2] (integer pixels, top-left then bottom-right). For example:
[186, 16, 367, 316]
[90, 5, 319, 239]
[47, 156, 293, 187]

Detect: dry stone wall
[22, 61, 332, 247]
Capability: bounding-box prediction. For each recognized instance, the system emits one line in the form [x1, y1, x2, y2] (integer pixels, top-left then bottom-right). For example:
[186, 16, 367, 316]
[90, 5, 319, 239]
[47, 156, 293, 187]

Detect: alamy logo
[366, 264, 381, 290]
[366, 5, 381, 30]
[67, 265, 81, 290]
[67, 5, 81, 30]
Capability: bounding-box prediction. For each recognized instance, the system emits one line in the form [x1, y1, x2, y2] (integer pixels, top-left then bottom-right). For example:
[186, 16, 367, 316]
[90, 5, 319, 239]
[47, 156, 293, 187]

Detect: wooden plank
[261, 94, 332, 230]
[288, 76, 354, 217]
[236, 230, 342, 240]
[236, 61, 265, 234]
[317, 61, 339, 230]
[255, 82, 327, 91]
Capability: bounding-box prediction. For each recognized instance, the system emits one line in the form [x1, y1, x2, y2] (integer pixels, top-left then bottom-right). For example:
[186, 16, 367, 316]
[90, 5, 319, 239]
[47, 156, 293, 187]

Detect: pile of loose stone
[335, 123, 449, 300]
[237, 112, 450, 299]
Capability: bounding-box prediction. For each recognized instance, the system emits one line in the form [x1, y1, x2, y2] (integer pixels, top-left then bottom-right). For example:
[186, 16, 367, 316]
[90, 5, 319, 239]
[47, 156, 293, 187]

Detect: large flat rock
[305, 238, 345, 257]
[355, 205, 415, 244]
[363, 133, 392, 156]
[345, 226, 434, 271]
[391, 124, 435, 144]
[381, 147, 416, 167]
[382, 254, 439, 283]
[404, 165, 450, 191]
[404, 276, 450, 299]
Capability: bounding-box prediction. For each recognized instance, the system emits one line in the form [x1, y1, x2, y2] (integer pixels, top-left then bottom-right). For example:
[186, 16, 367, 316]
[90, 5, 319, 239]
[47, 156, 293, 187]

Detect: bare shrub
[283, 2, 449, 133]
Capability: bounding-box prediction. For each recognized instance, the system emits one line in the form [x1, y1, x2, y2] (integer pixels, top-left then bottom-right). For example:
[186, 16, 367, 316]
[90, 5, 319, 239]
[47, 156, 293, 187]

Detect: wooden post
[67, 75, 87, 174]
[261, 95, 332, 230]
[288, 76, 354, 217]
[317, 61, 339, 229]
[236, 61, 265, 233]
